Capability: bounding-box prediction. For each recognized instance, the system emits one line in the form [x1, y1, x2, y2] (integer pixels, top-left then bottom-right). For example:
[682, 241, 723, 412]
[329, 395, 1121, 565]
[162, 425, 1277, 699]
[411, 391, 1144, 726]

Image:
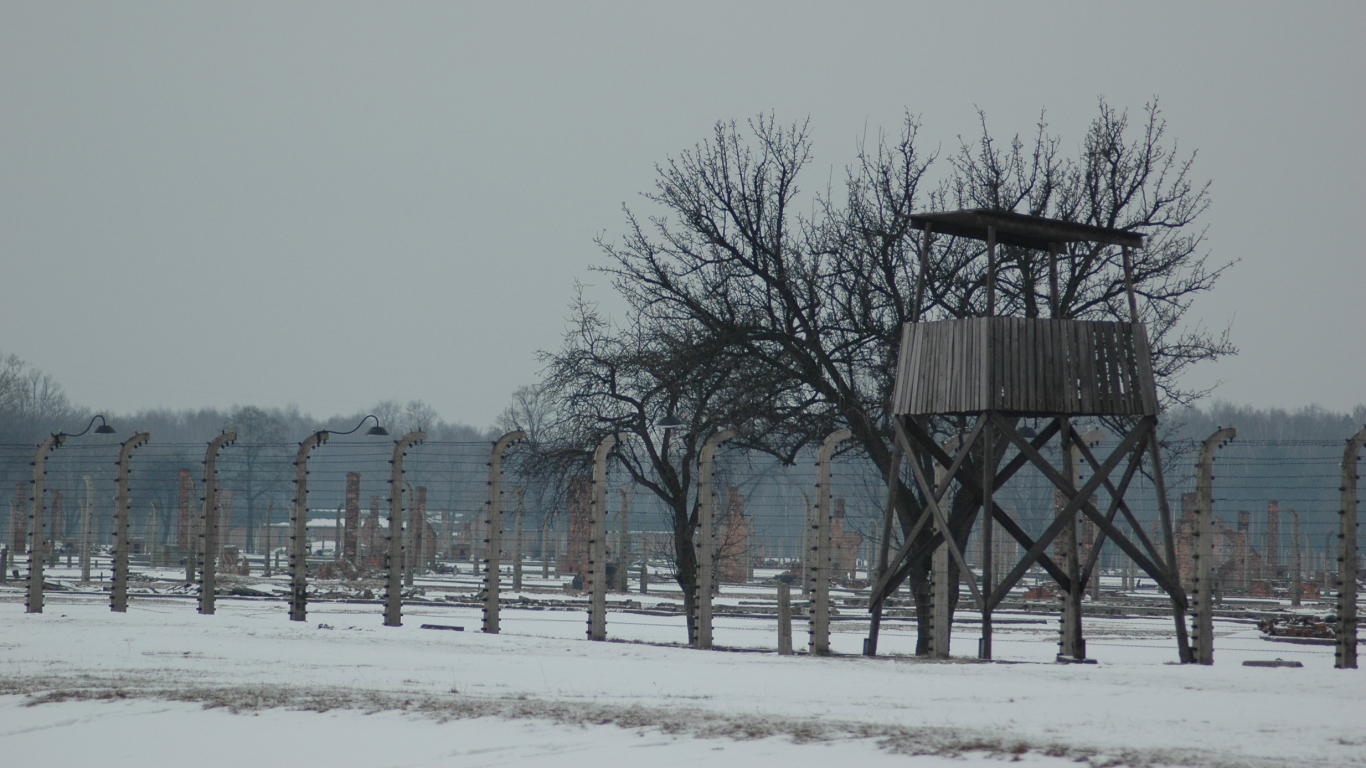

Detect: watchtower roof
[909, 209, 1143, 251]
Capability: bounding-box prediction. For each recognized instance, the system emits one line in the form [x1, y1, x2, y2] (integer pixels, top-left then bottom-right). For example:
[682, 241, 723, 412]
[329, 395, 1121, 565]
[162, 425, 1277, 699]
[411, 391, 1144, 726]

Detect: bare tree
[224, 406, 288, 553]
[401, 400, 439, 434]
[942, 101, 1233, 405]
[587, 103, 1230, 651]
[496, 384, 556, 545]
[0, 353, 84, 444]
[538, 287, 789, 637]
[497, 385, 553, 443]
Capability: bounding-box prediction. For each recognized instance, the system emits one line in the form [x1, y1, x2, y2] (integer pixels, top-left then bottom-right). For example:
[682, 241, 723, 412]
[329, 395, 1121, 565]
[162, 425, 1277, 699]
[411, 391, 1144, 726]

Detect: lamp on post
[289, 415, 388, 622]
[27, 415, 116, 614]
[655, 413, 686, 457]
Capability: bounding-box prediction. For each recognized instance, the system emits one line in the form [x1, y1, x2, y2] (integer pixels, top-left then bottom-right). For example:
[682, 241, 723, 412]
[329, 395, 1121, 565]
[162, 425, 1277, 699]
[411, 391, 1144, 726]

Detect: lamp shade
[655, 414, 686, 429]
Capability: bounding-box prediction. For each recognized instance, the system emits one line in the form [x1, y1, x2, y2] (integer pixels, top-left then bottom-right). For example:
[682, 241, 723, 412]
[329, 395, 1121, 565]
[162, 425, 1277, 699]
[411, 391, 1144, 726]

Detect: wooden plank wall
[892, 318, 1157, 417]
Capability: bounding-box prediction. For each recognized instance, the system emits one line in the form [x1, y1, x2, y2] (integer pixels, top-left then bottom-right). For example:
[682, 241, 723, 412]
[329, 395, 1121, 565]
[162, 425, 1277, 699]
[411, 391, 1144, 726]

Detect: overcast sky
[2, 2, 1361, 428]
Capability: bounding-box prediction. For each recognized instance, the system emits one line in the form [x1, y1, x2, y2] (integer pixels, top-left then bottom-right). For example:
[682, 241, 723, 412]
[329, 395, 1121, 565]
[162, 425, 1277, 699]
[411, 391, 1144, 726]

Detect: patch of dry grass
[0, 672, 1314, 768]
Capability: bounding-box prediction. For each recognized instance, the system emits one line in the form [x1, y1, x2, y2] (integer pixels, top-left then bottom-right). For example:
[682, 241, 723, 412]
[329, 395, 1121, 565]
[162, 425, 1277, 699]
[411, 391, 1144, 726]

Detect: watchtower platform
[894, 317, 1158, 417]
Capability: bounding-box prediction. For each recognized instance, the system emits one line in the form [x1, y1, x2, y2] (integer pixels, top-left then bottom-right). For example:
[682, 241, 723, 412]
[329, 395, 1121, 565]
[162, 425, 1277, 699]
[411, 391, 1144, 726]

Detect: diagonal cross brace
[870, 418, 1072, 607]
[868, 499, 936, 606]
[985, 413, 1152, 611]
[1068, 423, 1174, 584]
[868, 417, 982, 607]
[991, 413, 1187, 609]
[1076, 440, 1146, 587]
[899, 417, 1073, 586]
[895, 419, 986, 611]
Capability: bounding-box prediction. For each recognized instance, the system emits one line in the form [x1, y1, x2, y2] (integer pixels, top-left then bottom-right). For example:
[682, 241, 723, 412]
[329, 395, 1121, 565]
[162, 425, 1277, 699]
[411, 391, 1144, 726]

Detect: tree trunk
[673, 507, 699, 643]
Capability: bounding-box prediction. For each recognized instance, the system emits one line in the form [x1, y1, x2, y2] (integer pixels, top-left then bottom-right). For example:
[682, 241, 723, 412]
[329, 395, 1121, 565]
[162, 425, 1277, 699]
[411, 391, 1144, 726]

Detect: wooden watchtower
[867, 209, 1195, 663]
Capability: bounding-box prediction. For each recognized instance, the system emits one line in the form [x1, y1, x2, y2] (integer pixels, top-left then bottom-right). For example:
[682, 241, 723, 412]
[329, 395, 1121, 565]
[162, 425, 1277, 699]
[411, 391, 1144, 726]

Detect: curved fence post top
[209, 431, 238, 451]
[818, 428, 853, 459]
[593, 433, 618, 461]
[297, 429, 329, 457]
[36, 432, 65, 456]
[700, 429, 735, 461]
[392, 430, 427, 456]
[1345, 426, 1366, 462]
[1199, 427, 1236, 460]
[493, 429, 525, 455]
[118, 431, 151, 458]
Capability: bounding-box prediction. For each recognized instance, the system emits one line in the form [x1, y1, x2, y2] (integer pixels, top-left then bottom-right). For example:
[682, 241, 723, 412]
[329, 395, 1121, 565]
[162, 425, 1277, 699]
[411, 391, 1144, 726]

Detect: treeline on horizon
[0, 351, 494, 446]
[1166, 402, 1366, 444]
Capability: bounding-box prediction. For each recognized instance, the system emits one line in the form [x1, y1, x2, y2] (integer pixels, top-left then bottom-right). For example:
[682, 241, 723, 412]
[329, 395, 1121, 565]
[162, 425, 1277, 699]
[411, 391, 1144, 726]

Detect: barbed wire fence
[0, 431, 1359, 649]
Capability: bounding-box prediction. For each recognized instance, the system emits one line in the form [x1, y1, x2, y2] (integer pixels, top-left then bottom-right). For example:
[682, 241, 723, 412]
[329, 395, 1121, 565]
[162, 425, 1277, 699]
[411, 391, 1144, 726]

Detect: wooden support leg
[929, 433, 962, 659]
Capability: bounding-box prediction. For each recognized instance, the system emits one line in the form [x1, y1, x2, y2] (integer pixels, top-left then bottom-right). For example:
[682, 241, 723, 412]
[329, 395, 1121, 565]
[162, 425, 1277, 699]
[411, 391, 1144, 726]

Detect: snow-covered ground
[1, 584, 1359, 768]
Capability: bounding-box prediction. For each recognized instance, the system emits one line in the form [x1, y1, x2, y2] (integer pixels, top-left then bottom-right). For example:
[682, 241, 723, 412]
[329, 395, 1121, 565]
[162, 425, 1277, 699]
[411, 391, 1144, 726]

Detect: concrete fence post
[401, 483, 415, 587]
[586, 433, 616, 641]
[1290, 510, 1302, 608]
[148, 502, 160, 566]
[1058, 428, 1106, 661]
[180, 472, 196, 582]
[1316, 532, 1327, 593]
[413, 486, 428, 577]
[260, 502, 272, 576]
[1055, 422, 1080, 660]
[51, 489, 63, 567]
[80, 476, 94, 582]
[10, 486, 26, 558]
[929, 435, 961, 659]
[777, 582, 793, 655]
[541, 512, 552, 580]
[617, 487, 630, 592]
[1192, 426, 1235, 665]
[554, 512, 564, 578]
[695, 429, 735, 649]
[199, 431, 237, 615]
[483, 430, 524, 634]
[1336, 426, 1364, 669]
[512, 486, 525, 593]
[26, 434, 64, 614]
[800, 492, 812, 598]
[288, 430, 328, 621]
[384, 431, 426, 628]
[344, 473, 360, 564]
[1074, 432, 1107, 601]
[810, 429, 852, 655]
[111, 432, 150, 612]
